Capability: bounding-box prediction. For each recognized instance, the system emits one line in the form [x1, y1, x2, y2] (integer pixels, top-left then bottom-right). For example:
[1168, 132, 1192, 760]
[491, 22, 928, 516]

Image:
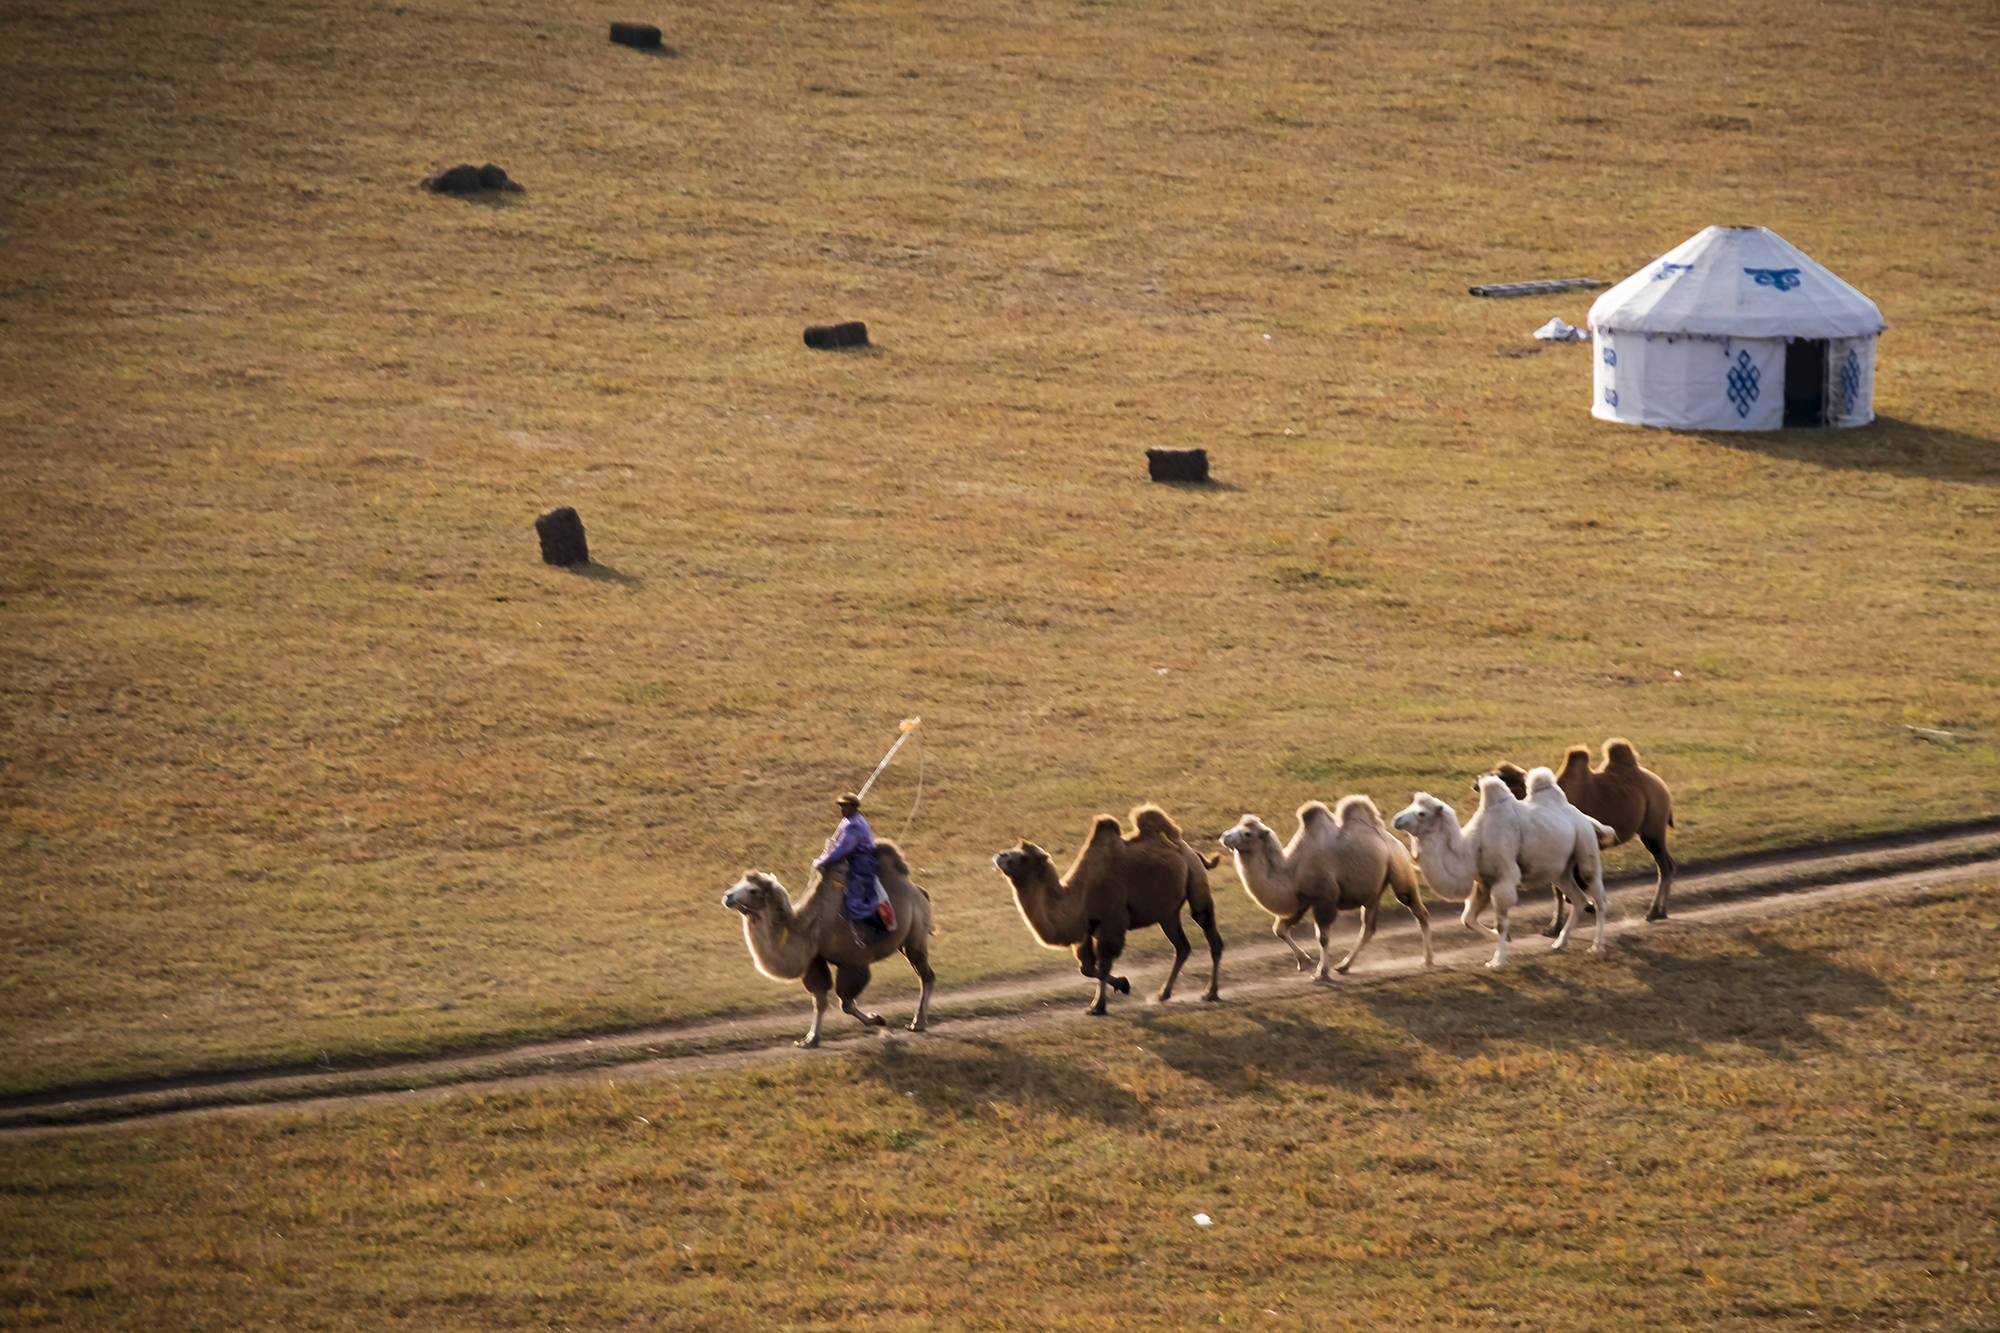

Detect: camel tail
[1196, 850, 1222, 870]
[1603, 738, 1641, 768]
[1332, 794, 1384, 831]
[1131, 804, 1184, 843]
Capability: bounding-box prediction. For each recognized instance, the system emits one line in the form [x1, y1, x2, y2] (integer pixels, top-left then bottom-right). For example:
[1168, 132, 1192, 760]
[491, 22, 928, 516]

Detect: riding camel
[1219, 796, 1433, 981]
[991, 804, 1224, 1015]
[720, 842, 935, 1048]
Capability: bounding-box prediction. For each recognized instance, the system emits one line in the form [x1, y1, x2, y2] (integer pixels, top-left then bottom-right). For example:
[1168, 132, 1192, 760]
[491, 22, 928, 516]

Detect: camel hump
[1526, 767, 1563, 797]
[1603, 738, 1641, 768]
[874, 841, 909, 877]
[1086, 814, 1125, 846]
[1296, 799, 1337, 830]
[1130, 804, 1183, 842]
[1332, 794, 1383, 831]
[1475, 774, 1519, 809]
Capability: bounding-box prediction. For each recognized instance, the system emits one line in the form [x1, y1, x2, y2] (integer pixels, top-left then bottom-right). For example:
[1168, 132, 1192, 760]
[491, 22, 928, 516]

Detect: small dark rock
[803, 320, 870, 350]
[535, 506, 590, 566]
[1147, 448, 1209, 484]
[422, 163, 485, 195]
[422, 162, 523, 196]
[609, 21, 664, 49]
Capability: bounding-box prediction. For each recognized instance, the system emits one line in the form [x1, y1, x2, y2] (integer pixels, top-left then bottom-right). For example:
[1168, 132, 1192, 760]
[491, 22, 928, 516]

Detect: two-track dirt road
[6, 820, 1997, 1137]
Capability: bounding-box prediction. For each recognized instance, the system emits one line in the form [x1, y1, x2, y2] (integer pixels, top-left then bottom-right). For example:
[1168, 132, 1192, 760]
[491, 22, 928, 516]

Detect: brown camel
[720, 842, 935, 1048]
[1219, 797, 1433, 980]
[991, 804, 1225, 1015]
[1493, 736, 1676, 927]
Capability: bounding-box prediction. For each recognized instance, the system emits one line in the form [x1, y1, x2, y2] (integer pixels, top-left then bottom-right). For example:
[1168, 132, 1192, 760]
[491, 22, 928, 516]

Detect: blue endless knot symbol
[1725, 349, 1760, 418]
[1602, 346, 1617, 367]
[1744, 267, 1802, 291]
[1604, 387, 1619, 408]
[1838, 348, 1862, 415]
[1652, 262, 1692, 281]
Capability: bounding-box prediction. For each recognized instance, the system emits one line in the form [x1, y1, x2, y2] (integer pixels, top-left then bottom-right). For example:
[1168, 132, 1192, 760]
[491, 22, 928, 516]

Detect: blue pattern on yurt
[1602, 346, 1617, 367]
[1652, 262, 1692, 281]
[1725, 349, 1760, 419]
[1604, 387, 1618, 408]
[1743, 267, 1802, 291]
[1838, 348, 1861, 416]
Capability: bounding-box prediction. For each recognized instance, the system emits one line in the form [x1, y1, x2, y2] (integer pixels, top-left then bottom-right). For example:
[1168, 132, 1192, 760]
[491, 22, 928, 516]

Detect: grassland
[2, 0, 1998, 1099]
[4, 880, 1996, 1329]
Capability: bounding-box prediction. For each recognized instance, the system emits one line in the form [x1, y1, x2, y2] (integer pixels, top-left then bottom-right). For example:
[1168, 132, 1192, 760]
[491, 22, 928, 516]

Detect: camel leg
[1272, 911, 1313, 972]
[1642, 832, 1676, 922]
[1154, 915, 1192, 1003]
[1462, 886, 1498, 939]
[1541, 884, 1568, 938]
[834, 963, 884, 1029]
[1077, 936, 1129, 995]
[1192, 903, 1223, 1001]
[798, 958, 834, 1049]
[903, 941, 934, 1033]
[1087, 928, 1127, 1015]
[1585, 869, 1610, 954]
[1307, 901, 1337, 981]
[1394, 879, 1435, 967]
[1486, 876, 1519, 969]
[1334, 901, 1377, 975]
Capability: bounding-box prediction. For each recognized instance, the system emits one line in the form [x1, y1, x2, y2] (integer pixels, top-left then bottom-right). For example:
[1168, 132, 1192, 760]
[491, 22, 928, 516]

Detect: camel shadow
[1697, 415, 2000, 486]
[852, 1036, 1153, 1128]
[1357, 929, 1902, 1062]
[565, 561, 643, 588]
[1125, 1004, 1434, 1099]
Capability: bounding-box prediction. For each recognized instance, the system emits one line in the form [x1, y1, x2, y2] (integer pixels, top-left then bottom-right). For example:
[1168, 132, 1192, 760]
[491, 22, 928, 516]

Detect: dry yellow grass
[1, 0, 1997, 1092]
[4, 881, 1996, 1329]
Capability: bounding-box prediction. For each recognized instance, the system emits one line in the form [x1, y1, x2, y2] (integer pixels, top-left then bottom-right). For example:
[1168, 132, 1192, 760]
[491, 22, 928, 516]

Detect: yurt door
[1784, 339, 1828, 426]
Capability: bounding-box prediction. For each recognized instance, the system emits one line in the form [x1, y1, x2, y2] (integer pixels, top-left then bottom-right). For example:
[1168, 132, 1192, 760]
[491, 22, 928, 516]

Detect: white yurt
[1587, 225, 1885, 430]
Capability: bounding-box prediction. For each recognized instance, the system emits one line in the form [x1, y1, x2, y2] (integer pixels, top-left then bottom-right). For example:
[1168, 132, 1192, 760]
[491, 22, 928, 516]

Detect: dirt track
[6, 821, 1999, 1138]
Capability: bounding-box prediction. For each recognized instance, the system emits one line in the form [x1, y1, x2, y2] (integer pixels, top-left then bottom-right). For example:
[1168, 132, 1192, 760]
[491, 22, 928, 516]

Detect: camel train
[723, 738, 1676, 1045]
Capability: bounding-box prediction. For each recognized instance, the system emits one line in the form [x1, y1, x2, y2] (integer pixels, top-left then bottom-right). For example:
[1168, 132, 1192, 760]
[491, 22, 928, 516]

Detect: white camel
[1218, 797, 1433, 980]
[1390, 769, 1614, 968]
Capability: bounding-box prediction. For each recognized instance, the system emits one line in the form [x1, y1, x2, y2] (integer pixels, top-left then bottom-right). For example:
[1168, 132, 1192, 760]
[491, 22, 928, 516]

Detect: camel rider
[815, 793, 894, 945]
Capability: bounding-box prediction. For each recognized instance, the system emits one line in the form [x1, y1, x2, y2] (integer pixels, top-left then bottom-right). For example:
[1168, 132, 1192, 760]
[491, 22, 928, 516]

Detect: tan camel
[1219, 797, 1433, 980]
[991, 804, 1225, 1015]
[1494, 736, 1677, 926]
[720, 842, 935, 1048]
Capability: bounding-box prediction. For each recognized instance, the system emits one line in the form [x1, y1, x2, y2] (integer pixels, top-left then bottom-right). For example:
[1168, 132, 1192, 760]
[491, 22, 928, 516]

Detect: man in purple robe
[815, 792, 888, 946]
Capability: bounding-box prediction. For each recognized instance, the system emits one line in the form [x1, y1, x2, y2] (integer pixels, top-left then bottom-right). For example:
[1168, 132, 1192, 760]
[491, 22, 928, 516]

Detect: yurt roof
[1588, 225, 1886, 340]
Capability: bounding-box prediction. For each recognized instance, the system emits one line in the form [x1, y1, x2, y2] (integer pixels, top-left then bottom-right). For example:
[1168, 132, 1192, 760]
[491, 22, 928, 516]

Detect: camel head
[1217, 815, 1276, 855]
[991, 841, 1055, 888]
[721, 871, 791, 918]
[1391, 793, 1455, 838]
